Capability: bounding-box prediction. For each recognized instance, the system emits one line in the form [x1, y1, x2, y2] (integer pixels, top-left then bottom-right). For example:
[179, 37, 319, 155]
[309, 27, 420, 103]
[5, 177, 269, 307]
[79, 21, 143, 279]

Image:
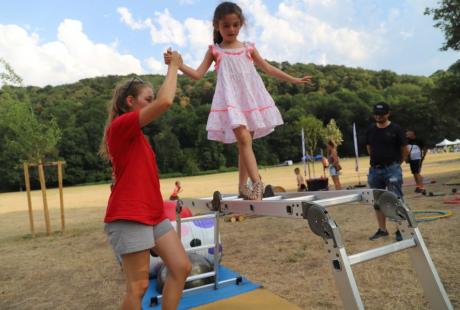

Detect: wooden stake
[23, 162, 35, 237]
[57, 160, 65, 232]
[38, 161, 52, 236]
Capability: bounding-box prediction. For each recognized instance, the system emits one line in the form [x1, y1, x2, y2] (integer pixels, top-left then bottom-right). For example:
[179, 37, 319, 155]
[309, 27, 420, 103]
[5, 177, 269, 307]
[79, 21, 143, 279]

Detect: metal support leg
[325, 236, 364, 310]
[213, 209, 220, 289]
[401, 223, 453, 309]
[381, 193, 453, 310]
[307, 203, 364, 309]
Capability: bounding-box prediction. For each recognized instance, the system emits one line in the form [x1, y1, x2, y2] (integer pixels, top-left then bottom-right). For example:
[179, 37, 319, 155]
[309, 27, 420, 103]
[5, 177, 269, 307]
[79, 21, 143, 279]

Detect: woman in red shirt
[100, 51, 191, 310]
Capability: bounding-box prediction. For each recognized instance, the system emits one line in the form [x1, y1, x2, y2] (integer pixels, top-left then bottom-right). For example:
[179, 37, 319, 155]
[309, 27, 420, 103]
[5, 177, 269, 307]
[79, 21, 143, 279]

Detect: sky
[0, 0, 458, 87]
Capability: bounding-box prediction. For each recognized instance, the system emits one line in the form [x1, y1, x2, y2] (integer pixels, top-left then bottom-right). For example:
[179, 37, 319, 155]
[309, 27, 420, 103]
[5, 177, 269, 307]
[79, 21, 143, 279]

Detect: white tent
[435, 138, 456, 147]
[453, 139, 460, 145]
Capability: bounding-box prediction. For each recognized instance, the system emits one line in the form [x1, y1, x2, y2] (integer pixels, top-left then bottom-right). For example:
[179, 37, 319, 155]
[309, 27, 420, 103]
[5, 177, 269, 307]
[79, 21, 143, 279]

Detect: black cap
[373, 102, 390, 115]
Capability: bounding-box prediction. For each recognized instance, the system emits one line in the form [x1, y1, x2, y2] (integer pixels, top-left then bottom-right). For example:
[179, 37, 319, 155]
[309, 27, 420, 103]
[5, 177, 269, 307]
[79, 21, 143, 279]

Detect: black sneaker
[395, 230, 403, 241]
[369, 229, 389, 240]
[414, 187, 423, 193]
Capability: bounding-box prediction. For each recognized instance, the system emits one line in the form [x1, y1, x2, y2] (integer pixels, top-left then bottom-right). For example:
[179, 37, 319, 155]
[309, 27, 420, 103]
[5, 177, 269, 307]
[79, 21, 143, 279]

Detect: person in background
[169, 180, 183, 200]
[294, 167, 307, 191]
[406, 130, 428, 193]
[366, 102, 408, 242]
[326, 141, 342, 190]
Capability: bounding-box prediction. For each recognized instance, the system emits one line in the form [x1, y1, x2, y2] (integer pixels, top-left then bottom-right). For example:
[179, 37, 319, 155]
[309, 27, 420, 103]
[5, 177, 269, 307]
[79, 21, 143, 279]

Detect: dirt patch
[0, 153, 459, 309]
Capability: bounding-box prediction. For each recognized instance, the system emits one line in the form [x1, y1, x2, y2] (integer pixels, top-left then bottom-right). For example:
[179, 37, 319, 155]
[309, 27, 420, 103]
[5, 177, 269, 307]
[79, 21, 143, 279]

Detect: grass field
[0, 152, 459, 309]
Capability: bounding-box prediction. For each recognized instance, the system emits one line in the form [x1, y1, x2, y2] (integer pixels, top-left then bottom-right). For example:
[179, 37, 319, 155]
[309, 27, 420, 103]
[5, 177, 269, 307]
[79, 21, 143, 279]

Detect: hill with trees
[1, 60, 459, 191]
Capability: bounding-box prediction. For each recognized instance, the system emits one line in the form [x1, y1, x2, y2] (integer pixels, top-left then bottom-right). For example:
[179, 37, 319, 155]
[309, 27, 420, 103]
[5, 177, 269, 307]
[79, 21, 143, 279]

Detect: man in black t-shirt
[406, 130, 427, 193]
[366, 102, 409, 241]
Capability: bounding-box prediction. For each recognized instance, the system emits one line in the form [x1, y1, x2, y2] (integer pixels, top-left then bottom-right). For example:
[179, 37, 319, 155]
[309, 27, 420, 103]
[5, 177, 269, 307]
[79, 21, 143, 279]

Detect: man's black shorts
[409, 159, 422, 174]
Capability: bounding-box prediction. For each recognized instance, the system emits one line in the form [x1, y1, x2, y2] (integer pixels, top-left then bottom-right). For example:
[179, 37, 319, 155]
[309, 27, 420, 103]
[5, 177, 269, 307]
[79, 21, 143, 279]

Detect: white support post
[326, 241, 364, 310]
[213, 211, 220, 290]
[403, 225, 453, 310]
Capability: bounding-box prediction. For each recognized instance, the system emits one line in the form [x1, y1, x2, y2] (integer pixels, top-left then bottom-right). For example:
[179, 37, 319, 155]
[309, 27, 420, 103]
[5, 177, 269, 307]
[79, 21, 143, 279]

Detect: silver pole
[301, 128, 307, 178]
[179, 213, 215, 222]
[407, 227, 453, 309]
[186, 271, 216, 282]
[348, 239, 416, 265]
[213, 211, 220, 289]
[176, 206, 181, 239]
[314, 194, 362, 207]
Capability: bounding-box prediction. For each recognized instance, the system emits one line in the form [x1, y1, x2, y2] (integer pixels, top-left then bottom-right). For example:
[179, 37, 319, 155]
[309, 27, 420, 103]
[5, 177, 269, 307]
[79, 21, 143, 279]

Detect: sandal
[238, 184, 250, 199]
[247, 181, 264, 200]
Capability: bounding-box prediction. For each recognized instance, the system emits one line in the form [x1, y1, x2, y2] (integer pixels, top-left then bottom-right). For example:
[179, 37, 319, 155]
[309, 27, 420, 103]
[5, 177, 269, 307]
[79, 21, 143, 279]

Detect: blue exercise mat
[142, 265, 260, 309]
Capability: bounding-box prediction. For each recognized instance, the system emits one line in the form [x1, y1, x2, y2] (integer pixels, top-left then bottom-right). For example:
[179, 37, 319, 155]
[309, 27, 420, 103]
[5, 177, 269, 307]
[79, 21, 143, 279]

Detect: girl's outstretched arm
[164, 48, 214, 80]
[139, 52, 182, 127]
[251, 48, 312, 85]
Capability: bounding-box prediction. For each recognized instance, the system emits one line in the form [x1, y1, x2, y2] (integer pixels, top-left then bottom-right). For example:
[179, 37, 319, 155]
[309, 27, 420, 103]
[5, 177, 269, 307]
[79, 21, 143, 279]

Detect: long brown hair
[99, 78, 151, 160]
[213, 2, 245, 44]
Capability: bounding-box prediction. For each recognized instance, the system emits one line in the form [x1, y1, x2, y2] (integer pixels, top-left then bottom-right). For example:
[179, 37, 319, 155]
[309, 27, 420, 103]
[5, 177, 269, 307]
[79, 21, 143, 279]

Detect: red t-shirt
[104, 110, 166, 225]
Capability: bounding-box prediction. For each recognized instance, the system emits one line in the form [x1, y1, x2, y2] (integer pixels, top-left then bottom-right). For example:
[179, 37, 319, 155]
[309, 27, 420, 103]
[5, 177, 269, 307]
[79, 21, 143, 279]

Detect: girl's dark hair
[213, 2, 245, 44]
[328, 140, 336, 147]
[99, 78, 151, 160]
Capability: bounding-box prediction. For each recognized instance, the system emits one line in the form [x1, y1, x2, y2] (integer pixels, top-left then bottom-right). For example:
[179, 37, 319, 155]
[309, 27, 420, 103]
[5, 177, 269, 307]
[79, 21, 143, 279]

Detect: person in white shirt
[406, 130, 428, 193]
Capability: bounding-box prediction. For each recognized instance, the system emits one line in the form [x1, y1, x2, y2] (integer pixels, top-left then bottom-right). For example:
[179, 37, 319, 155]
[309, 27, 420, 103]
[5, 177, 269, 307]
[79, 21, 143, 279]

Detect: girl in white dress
[165, 1, 312, 200]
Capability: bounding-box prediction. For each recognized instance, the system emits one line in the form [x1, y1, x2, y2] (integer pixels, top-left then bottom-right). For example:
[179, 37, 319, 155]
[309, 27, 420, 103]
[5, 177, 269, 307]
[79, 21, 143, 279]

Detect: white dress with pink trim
[206, 42, 284, 144]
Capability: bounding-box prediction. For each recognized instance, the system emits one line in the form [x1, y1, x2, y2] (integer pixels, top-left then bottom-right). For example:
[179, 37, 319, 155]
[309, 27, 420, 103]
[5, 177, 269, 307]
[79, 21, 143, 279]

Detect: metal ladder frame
[181, 188, 453, 310]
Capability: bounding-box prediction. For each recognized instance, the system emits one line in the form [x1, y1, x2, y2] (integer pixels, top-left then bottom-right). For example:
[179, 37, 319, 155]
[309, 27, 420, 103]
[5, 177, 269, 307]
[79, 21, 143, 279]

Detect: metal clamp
[210, 191, 222, 212]
[374, 191, 417, 227]
[305, 203, 343, 248]
[175, 199, 183, 214]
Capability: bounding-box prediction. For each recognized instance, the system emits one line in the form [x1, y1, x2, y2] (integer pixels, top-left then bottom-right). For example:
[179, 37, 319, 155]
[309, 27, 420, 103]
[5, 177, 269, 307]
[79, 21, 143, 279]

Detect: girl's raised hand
[292, 75, 313, 85]
[164, 48, 183, 68]
[169, 51, 183, 68]
[163, 48, 172, 65]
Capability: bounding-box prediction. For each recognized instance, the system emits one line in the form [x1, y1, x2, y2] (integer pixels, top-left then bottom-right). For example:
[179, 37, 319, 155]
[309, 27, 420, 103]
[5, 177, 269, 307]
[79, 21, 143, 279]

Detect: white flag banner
[301, 129, 306, 159]
[353, 122, 359, 172]
[301, 128, 306, 176]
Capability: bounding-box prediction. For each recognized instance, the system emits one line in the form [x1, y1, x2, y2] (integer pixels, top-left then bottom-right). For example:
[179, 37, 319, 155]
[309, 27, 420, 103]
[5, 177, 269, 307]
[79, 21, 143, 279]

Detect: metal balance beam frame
[181, 188, 453, 310]
[150, 206, 242, 307]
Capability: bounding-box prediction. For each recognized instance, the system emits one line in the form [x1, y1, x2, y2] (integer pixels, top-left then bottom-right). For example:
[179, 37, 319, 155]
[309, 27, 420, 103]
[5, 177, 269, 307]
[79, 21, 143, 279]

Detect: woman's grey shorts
[105, 219, 173, 258]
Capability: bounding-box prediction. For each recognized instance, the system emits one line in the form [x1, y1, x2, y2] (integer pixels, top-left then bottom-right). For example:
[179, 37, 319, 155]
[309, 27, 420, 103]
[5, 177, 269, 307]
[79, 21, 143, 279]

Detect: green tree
[0, 62, 61, 190]
[295, 115, 325, 155]
[153, 128, 185, 173]
[324, 119, 343, 146]
[429, 61, 460, 140]
[1, 100, 60, 162]
[425, 0, 460, 51]
[0, 89, 61, 189]
[0, 58, 23, 86]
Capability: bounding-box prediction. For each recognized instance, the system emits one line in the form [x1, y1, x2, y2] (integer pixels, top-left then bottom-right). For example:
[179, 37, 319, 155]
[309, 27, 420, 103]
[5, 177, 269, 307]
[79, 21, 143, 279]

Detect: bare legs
[121, 230, 191, 310]
[154, 230, 191, 310]
[414, 172, 424, 189]
[238, 152, 249, 187]
[233, 126, 263, 200]
[375, 209, 387, 231]
[331, 175, 342, 190]
[121, 250, 150, 310]
[234, 126, 260, 183]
